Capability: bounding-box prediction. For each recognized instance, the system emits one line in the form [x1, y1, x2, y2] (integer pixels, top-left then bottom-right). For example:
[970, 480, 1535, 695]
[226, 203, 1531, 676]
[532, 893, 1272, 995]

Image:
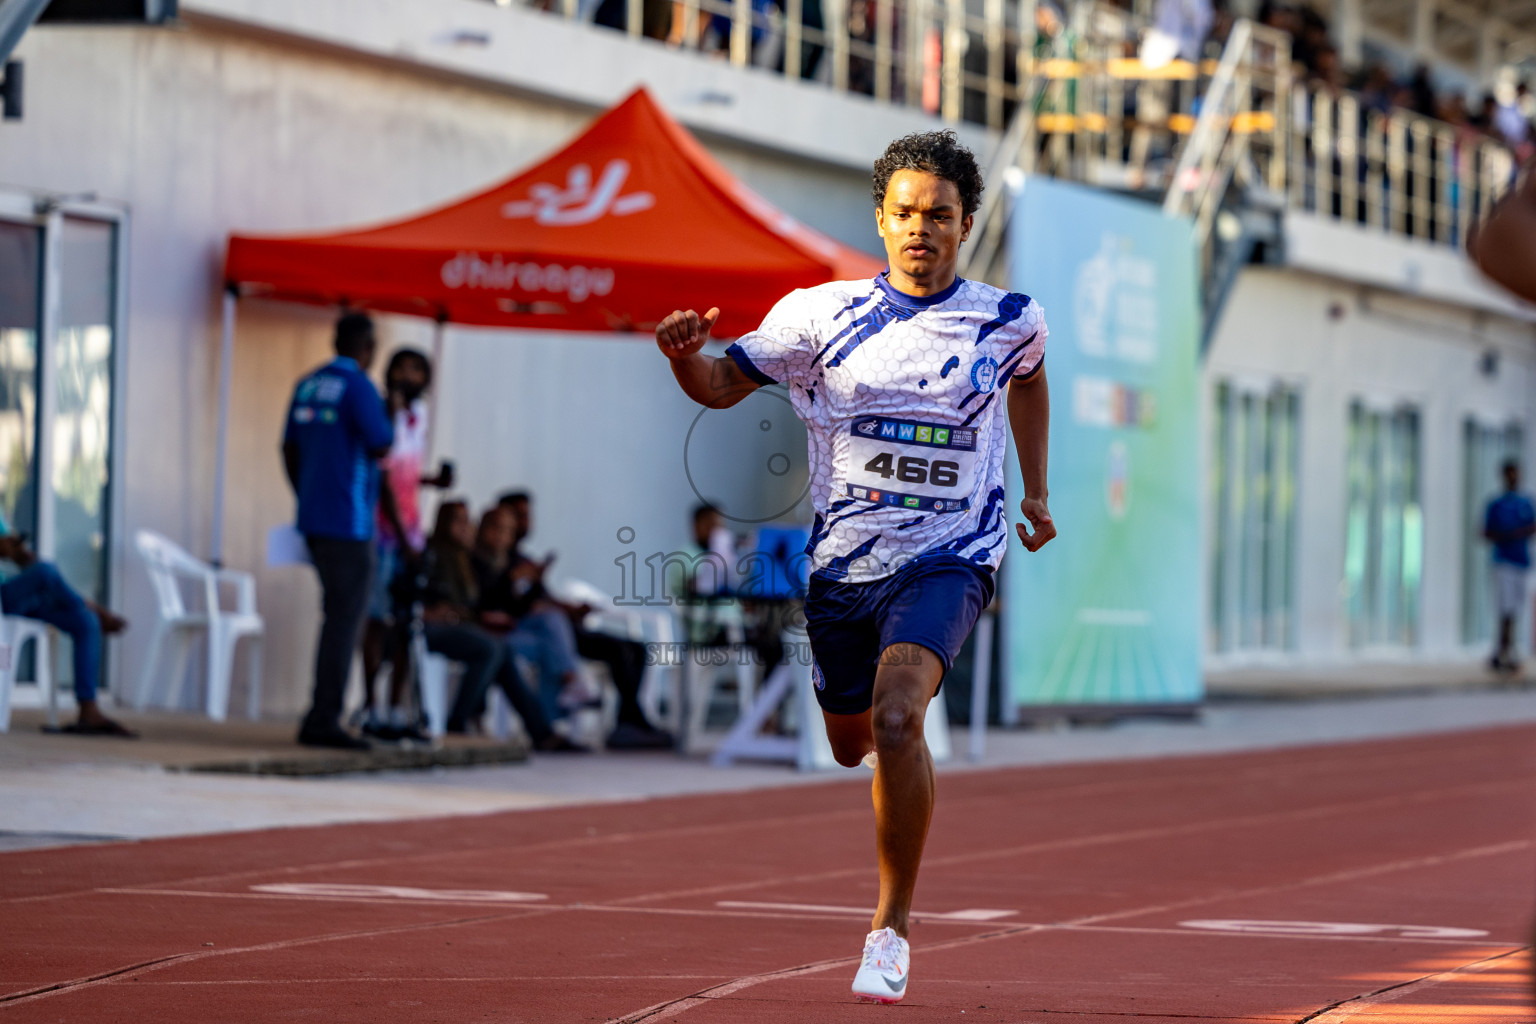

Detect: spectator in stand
[358, 347, 453, 744]
[1493, 72, 1533, 161]
[1308, 45, 1345, 93]
[282, 312, 393, 750]
[1472, 92, 1498, 134]
[1407, 65, 1437, 119]
[1143, 0, 1211, 67]
[1481, 460, 1535, 674]
[489, 491, 672, 749]
[1359, 64, 1395, 116]
[0, 517, 130, 736]
[593, 0, 671, 40]
[420, 501, 581, 751]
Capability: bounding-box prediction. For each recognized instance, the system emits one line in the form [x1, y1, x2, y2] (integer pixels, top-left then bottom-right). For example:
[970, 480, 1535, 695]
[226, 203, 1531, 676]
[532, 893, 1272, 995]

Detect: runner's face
[876, 170, 971, 293]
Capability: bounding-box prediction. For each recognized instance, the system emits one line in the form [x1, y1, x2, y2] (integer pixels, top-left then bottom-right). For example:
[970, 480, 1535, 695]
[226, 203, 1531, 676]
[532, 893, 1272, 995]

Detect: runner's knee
[871, 695, 924, 752]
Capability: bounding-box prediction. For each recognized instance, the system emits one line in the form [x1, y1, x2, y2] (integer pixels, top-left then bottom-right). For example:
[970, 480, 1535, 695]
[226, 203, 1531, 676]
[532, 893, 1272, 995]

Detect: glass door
[1209, 380, 1301, 654]
[0, 219, 41, 543]
[0, 202, 121, 696]
[52, 216, 117, 605]
[1344, 401, 1423, 648]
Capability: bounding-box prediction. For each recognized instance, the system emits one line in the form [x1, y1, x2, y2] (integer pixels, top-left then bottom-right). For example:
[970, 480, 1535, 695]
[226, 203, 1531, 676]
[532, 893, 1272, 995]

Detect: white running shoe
[851, 927, 909, 1003]
[861, 749, 878, 770]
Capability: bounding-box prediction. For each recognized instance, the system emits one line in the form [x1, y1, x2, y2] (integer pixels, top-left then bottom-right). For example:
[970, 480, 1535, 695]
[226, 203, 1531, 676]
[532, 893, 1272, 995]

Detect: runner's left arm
[1007, 367, 1055, 552]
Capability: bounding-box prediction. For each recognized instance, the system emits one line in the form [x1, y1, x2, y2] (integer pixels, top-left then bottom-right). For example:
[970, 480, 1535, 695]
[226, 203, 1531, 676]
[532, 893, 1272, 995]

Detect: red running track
[3, 724, 1535, 1022]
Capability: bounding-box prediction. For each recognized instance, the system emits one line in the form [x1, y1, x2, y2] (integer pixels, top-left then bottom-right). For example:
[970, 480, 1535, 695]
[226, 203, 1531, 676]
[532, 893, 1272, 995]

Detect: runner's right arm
[656, 307, 762, 409]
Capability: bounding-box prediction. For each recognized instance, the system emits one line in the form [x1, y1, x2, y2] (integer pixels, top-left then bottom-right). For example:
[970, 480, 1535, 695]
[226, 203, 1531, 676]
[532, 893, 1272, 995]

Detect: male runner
[655, 130, 1054, 1003]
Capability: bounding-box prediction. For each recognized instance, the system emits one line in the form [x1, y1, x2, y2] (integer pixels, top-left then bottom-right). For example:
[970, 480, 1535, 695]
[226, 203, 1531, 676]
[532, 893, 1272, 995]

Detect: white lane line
[88, 889, 1522, 947]
[95, 887, 555, 910]
[715, 900, 1017, 922]
[1181, 919, 1490, 940]
[250, 883, 547, 904]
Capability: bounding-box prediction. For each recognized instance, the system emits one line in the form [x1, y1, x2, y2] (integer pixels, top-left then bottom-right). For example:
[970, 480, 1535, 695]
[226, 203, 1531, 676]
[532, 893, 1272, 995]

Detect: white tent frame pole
[426, 317, 446, 468]
[210, 287, 237, 566]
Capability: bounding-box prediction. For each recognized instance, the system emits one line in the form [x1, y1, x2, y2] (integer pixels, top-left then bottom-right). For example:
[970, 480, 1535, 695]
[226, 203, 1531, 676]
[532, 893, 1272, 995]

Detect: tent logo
[501, 160, 656, 226]
[439, 253, 615, 302]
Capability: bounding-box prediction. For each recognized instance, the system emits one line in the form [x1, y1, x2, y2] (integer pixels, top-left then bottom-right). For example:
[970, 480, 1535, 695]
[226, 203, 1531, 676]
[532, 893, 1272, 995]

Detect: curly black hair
[871, 130, 984, 219]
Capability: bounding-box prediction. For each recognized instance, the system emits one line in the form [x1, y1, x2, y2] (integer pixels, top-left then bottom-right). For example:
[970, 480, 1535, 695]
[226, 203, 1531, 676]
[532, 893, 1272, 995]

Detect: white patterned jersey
[726, 272, 1046, 583]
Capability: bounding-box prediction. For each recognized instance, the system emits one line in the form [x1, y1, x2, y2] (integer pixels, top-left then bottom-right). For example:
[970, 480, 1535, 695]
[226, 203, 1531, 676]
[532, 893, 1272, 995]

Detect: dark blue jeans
[1, 562, 101, 702]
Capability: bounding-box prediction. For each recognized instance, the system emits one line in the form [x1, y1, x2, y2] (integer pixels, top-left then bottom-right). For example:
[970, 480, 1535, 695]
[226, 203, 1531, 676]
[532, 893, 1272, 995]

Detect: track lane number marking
[1179, 919, 1490, 939]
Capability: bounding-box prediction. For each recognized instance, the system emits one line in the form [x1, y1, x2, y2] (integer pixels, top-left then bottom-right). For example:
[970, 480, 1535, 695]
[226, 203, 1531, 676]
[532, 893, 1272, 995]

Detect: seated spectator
[487, 492, 672, 749]
[0, 521, 130, 736]
[472, 505, 598, 716]
[419, 501, 581, 752]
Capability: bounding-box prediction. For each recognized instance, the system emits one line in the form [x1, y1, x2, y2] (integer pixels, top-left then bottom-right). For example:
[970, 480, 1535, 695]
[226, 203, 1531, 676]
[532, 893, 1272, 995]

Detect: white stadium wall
[1205, 261, 1536, 668]
[0, 3, 949, 717]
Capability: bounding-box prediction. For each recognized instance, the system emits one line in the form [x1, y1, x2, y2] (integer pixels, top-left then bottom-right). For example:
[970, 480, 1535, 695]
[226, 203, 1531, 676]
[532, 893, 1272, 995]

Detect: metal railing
[502, 0, 1525, 284]
[1282, 86, 1518, 249]
[1162, 21, 1290, 241]
[964, 13, 1520, 286]
[506, 0, 1041, 131]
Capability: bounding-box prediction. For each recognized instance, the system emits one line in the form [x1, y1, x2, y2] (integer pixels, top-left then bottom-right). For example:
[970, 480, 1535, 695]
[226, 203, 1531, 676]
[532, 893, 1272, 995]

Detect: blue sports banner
[1002, 176, 1203, 709]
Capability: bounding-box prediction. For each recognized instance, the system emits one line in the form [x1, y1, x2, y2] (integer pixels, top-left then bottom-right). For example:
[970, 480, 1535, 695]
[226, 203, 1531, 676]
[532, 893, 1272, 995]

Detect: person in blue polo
[282, 312, 394, 748]
[1483, 458, 1536, 674]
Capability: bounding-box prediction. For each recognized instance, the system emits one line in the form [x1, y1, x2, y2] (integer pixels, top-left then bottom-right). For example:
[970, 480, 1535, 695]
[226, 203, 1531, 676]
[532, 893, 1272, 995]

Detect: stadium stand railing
[497, 0, 1523, 311]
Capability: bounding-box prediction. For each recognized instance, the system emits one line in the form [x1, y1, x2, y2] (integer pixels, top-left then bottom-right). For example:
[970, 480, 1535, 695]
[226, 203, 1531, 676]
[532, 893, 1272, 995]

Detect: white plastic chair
[676, 601, 758, 755]
[0, 584, 54, 733]
[133, 530, 264, 721]
[581, 587, 755, 753]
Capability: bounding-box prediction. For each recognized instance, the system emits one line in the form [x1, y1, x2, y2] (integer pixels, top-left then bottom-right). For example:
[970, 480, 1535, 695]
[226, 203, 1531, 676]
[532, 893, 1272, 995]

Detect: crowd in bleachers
[1257, 1, 1534, 162]
[506, 0, 1536, 167]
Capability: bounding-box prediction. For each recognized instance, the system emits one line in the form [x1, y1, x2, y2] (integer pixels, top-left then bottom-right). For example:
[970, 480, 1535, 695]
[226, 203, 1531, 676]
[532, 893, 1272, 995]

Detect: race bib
[845, 416, 977, 513]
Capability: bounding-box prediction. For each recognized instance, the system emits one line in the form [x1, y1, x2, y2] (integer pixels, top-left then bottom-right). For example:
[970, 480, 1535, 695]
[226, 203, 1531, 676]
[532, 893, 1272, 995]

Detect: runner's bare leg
[823, 644, 941, 938]
[863, 643, 943, 938]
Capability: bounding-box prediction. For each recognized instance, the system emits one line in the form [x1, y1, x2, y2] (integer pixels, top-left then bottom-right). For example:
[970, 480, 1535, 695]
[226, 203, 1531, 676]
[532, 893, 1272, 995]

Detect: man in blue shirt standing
[1483, 459, 1535, 673]
[282, 313, 394, 748]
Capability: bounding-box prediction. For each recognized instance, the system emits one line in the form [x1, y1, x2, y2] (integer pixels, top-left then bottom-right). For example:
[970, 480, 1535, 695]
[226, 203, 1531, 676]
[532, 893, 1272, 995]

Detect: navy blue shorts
[804, 554, 995, 716]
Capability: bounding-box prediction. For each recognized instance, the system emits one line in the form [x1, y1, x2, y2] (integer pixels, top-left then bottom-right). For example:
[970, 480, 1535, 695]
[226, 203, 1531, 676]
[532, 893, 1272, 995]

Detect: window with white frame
[1343, 401, 1423, 649]
[1209, 380, 1301, 654]
[1461, 419, 1524, 646]
[0, 203, 119, 608]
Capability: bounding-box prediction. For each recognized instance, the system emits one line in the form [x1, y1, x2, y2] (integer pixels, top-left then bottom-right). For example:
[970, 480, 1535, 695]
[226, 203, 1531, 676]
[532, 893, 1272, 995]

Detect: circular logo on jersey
[932, 500, 944, 511]
[970, 356, 999, 394]
[811, 661, 826, 691]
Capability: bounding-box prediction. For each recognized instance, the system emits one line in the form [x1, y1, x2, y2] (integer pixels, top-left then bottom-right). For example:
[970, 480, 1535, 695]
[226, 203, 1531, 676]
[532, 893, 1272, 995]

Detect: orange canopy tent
[223, 87, 882, 337]
[211, 88, 881, 562]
